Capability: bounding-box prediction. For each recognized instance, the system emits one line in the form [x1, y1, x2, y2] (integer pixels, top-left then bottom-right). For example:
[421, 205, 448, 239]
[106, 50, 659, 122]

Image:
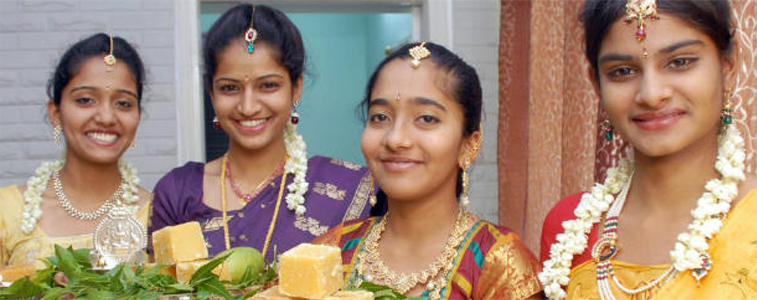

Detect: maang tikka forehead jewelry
[409, 42, 430, 69]
[625, 0, 658, 58]
[104, 35, 117, 70]
[245, 5, 258, 54]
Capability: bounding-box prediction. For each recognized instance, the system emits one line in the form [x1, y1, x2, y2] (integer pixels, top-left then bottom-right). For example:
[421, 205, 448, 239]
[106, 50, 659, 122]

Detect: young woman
[0, 33, 151, 268]
[316, 42, 542, 300]
[539, 1, 757, 299]
[149, 4, 372, 262]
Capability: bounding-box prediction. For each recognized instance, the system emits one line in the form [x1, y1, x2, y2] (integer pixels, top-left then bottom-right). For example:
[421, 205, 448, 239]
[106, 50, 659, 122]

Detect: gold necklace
[354, 208, 473, 300]
[220, 153, 287, 258]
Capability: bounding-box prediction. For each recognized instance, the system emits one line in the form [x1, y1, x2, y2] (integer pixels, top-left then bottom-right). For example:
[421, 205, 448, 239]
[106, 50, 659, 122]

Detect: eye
[260, 81, 280, 91]
[606, 66, 636, 79]
[218, 84, 239, 93]
[115, 99, 136, 110]
[417, 115, 439, 124]
[75, 97, 95, 105]
[369, 113, 389, 123]
[668, 57, 698, 70]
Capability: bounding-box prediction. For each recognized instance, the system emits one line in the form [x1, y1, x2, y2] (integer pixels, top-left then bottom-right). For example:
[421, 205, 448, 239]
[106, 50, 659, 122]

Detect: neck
[629, 129, 720, 213]
[384, 193, 461, 244]
[226, 138, 288, 186]
[59, 150, 123, 204]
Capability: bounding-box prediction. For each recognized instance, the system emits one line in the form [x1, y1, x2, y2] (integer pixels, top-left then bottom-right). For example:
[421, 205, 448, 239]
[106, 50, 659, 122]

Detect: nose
[237, 86, 261, 117]
[634, 69, 672, 109]
[384, 118, 413, 151]
[94, 101, 116, 126]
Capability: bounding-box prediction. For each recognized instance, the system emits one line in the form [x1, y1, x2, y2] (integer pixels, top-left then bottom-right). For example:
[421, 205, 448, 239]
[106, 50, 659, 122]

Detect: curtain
[498, 0, 757, 253]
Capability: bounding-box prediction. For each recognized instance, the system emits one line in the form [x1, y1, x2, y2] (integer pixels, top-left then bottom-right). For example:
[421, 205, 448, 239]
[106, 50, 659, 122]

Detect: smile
[380, 157, 421, 172]
[239, 119, 267, 127]
[86, 131, 119, 144]
[631, 109, 686, 131]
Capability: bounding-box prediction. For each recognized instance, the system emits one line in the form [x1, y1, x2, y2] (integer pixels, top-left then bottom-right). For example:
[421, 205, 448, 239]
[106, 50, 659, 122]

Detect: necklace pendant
[91, 206, 146, 270]
[691, 252, 712, 286]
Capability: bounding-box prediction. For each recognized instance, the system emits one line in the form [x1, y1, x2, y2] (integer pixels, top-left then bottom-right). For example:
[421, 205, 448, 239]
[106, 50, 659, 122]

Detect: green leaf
[0, 276, 46, 299]
[55, 245, 81, 279]
[196, 276, 233, 299]
[40, 287, 70, 300]
[190, 252, 231, 285]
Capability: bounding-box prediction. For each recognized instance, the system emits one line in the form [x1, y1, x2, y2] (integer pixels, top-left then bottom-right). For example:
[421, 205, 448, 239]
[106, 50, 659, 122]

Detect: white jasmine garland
[21, 158, 141, 234]
[538, 126, 745, 300]
[283, 121, 309, 216]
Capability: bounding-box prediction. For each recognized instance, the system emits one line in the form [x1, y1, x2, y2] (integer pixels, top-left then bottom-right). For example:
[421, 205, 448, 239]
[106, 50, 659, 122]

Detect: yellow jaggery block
[278, 243, 343, 299]
[324, 290, 374, 300]
[250, 285, 305, 300]
[152, 221, 208, 265]
[175, 260, 231, 283]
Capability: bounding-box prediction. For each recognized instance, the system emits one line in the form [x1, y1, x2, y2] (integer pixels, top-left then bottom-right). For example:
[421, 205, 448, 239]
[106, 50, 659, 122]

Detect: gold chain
[354, 208, 473, 300]
[220, 153, 287, 258]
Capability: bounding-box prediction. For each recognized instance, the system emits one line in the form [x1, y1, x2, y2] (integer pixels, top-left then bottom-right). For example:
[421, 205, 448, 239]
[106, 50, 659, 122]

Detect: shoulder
[153, 162, 205, 192]
[472, 220, 533, 259]
[0, 185, 24, 217]
[0, 185, 22, 200]
[540, 192, 585, 258]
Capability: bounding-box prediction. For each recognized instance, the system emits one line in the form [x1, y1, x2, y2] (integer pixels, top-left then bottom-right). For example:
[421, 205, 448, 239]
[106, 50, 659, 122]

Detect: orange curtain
[498, 0, 757, 254]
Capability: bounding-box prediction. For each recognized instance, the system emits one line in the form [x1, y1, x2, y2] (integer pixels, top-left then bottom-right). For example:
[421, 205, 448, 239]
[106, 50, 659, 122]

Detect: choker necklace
[53, 169, 122, 221]
[225, 154, 287, 206]
[353, 207, 473, 300]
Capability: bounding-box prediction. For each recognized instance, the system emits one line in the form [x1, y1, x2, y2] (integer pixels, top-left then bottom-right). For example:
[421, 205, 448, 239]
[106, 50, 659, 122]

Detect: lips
[86, 131, 119, 145]
[380, 157, 421, 172]
[235, 118, 269, 133]
[631, 109, 686, 131]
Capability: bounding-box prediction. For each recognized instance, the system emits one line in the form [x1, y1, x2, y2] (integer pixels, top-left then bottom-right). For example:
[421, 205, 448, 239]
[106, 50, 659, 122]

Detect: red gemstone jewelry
[225, 155, 287, 205]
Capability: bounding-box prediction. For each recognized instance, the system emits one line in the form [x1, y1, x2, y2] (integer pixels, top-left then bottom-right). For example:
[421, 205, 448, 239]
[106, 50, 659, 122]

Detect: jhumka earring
[625, 0, 657, 59]
[461, 157, 471, 208]
[368, 174, 377, 207]
[722, 90, 734, 127]
[409, 42, 430, 69]
[212, 116, 221, 129]
[54, 125, 62, 146]
[291, 104, 300, 125]
[244, 5, 258, 53]
[104, 35, 117, 70]
[602, 119, 615, 141]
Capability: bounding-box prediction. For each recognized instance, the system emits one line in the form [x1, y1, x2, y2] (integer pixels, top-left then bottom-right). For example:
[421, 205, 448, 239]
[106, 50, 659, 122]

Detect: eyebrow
[598, 39, 705, 65]
[214, 73, 284, 84]
[69, 86, 137, 98]
[368, 97, 447, 111]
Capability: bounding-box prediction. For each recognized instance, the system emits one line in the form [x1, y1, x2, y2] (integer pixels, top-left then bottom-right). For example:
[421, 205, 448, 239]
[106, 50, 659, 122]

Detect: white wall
[450, 0, 500, 223]
[0, 0, 179, 190]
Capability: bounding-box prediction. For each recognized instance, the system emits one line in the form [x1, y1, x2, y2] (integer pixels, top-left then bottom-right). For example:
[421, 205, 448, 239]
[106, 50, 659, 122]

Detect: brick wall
[0, 0, 178, 190]
[451, 0, 500, 223]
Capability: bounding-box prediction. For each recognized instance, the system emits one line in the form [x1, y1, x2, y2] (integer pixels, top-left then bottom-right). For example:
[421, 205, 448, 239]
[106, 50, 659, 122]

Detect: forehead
[214, 39, 288, 78]
[372, 59, 456, 103]
[599, 14, 715, 56]
[66, 56, 137, 90]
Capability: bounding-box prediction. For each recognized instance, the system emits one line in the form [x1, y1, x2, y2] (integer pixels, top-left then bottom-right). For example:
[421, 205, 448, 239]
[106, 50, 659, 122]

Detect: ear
[47, 99, 60, 126]
[588, 67, 601, 97]
[292, 75, 304, 106]
[722, 45, 737, 87]
[458, 130, 482, 169]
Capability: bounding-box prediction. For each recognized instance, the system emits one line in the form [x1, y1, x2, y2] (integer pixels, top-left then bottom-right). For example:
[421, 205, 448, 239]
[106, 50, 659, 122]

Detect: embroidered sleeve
[473, 236, 542, 300]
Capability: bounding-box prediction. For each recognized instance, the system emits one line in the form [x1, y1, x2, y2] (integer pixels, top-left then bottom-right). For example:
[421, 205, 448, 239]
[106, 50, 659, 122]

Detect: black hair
[361, 42, 482, 137]
[203, 4, 306, 91]
[47, 33, 145, 109]
[582, 0, 733, 77]
[363, 42, 482, 216]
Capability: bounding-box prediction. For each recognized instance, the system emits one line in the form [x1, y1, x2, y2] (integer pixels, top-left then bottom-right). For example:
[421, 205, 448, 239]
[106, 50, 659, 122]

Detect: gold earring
[369, 174, 377, 207]
[54, 125, 62, 146]
[722, 90, 734, 126]
[602, 119, 615, 141]
[461, 157, 471, 208]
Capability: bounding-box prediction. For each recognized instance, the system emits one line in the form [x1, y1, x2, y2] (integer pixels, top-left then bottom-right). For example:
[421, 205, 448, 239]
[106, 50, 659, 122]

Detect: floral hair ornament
[409, 42, 430, 69]
[104, 35, 117, 70]
[625, 0, 658, 58]
[244, 5, 258, 53]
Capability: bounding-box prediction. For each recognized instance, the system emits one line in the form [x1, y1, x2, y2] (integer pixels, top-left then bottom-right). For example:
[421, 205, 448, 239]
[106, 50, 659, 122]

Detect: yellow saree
[566, 187, 757, 300]
[0, 185, 151, 269]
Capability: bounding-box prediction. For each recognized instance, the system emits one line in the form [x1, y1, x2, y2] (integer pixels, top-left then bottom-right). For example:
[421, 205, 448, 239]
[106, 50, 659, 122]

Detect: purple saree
[148, 156, 372, 262]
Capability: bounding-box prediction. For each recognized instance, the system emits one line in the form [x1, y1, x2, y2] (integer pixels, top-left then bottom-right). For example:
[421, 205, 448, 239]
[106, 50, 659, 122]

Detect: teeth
[239, 119, 265, 127]
[88, 132, 117, 143]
